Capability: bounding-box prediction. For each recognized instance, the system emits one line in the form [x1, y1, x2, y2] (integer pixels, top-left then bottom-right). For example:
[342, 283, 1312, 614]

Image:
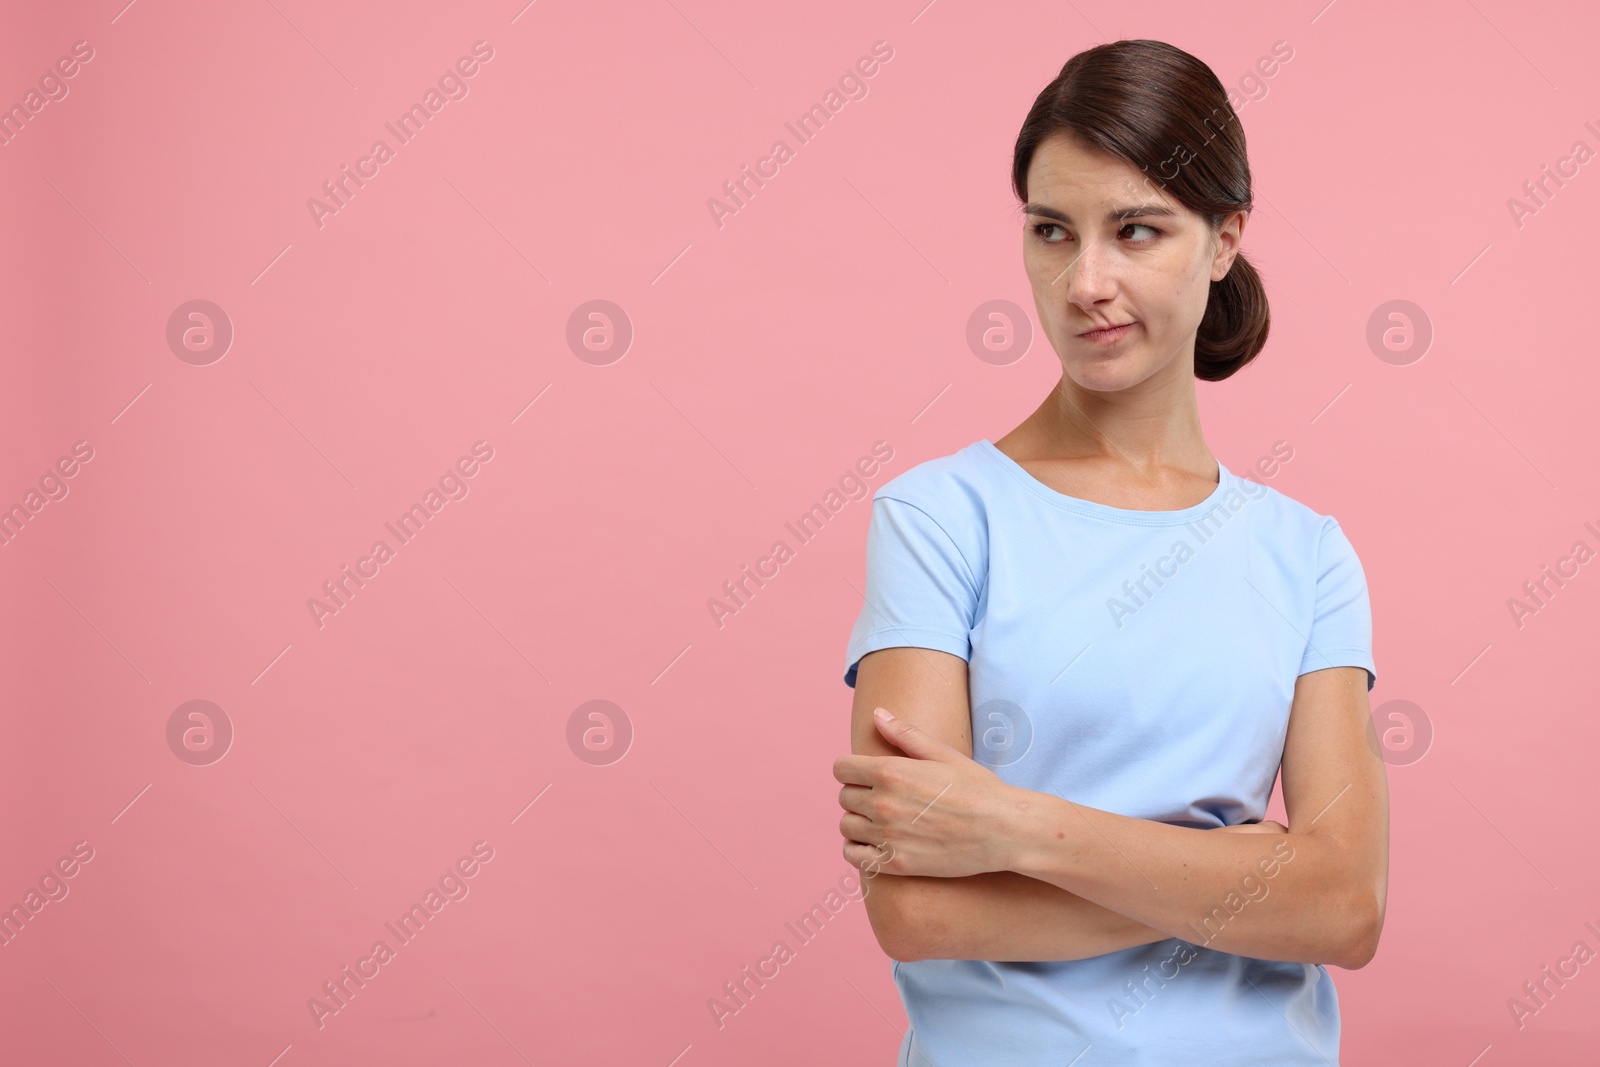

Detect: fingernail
[874, 707, 894, 722]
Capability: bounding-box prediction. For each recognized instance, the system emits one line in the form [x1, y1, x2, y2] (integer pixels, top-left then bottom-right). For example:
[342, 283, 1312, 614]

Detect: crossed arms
[843, 646, 1389, 969]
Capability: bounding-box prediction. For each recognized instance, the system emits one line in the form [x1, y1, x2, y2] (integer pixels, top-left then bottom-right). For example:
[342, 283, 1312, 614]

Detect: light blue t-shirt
[843, 438, 1377, 1067]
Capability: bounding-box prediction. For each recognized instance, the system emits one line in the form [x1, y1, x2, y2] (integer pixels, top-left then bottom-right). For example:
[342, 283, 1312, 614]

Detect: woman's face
[1021, 132, 1244, 396]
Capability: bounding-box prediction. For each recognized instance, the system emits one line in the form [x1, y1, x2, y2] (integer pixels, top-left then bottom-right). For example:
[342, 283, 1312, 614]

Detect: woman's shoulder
[866, 440, 998, 556]
[1233, 471, 1353, 548]
[874, 439, 994, 512]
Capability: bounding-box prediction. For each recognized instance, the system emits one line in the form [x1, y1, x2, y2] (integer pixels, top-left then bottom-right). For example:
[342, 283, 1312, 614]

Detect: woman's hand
[833, 707, 1025, 880]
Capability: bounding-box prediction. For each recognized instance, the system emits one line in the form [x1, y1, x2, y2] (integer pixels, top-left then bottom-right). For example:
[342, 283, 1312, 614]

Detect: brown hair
[1012, 39, 1268, 381]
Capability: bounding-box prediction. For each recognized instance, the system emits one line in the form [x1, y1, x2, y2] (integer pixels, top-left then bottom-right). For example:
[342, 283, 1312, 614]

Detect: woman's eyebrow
[1024, 203, 1180, 223]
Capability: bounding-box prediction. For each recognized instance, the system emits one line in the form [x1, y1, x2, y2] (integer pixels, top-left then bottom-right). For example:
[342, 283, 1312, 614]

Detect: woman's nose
[1062, 241, 1115, 304]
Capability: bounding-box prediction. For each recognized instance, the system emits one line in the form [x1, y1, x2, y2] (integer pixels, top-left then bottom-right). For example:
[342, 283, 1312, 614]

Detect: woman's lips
[1079, 322, 1135, 344]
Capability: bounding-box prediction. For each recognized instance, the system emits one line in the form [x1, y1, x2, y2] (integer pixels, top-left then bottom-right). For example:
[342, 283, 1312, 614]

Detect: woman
[833, 39, 1387, 1066]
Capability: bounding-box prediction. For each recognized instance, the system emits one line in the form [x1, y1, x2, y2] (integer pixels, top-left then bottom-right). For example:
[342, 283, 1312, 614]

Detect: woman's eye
[1031, 221, 1160, 243]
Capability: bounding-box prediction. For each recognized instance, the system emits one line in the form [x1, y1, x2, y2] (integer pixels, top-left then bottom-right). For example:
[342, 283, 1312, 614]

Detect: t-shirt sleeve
[843, 494, 981, 688]
[1298, 519, 1377, 692]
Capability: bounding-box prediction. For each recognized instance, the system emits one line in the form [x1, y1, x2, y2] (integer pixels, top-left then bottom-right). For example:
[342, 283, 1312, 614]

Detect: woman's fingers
[838, 783, 873, 815]
[843, 838, 898, 874]
[839, 811, 880, 844]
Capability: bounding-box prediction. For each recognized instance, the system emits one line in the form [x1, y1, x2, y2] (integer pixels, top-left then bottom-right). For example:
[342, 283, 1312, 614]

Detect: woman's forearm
[877, 823, 1286, 963]
[880, 869, 1170, 962]
[1006, 792, 1373, 967]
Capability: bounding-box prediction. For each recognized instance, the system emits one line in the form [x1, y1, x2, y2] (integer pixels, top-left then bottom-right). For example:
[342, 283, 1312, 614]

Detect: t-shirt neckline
[973, 438, 1233, 526]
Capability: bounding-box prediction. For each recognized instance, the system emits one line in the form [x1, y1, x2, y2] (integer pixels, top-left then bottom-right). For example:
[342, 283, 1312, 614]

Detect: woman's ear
[1210, 209, 1248, 281]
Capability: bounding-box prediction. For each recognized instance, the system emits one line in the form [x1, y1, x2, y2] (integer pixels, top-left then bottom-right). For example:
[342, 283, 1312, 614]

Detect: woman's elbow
[864, 876, 929, 962]
[1333, 890, 1384, 970]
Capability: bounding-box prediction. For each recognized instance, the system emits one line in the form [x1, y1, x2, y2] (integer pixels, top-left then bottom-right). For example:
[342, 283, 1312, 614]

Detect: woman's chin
[1063, 357, 1147, 394]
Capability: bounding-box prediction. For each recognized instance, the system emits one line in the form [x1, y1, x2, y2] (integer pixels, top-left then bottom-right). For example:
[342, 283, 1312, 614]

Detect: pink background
[2, 0, 1598, 1063]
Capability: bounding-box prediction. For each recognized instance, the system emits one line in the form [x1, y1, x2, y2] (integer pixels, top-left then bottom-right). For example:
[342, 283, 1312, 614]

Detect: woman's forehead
[1028, 145, 1179, 207]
